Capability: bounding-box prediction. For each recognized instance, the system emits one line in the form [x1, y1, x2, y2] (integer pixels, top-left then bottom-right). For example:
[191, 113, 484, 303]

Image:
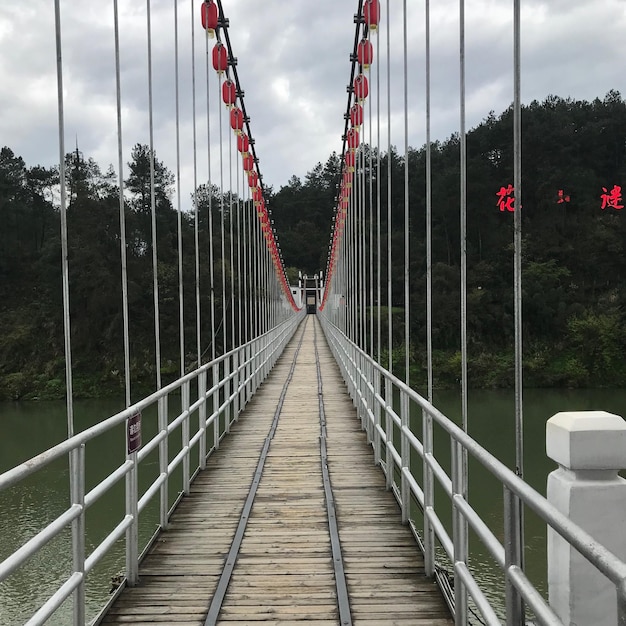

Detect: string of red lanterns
[201, 0, 297, 310]
[320, 0, 379, 311]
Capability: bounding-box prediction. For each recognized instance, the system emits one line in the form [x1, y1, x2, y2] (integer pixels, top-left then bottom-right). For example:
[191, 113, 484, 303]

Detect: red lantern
[242, 154, 254, 172]
[222, 79, 236, 107]
[201, 1, 218, 37]
[349, 103, 364, 129]
[354, 74, 369, 101]
[212, 42, 228, 74]
[237, 133, 249, 155]
[364, 0, 380, 31]
[357, 39, 374, 70]
[230, 107, 244, 134]
[347, 127, 360, 151]
[345, 150, 355, 172]
[252, 186, 263, 204]
[248, 171, 258, 188]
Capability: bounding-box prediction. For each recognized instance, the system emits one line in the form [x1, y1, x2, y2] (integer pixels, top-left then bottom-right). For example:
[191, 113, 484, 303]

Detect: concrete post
[546, 411, 626, 626]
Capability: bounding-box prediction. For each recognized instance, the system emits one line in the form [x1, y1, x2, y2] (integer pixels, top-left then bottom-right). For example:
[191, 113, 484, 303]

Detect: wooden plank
[98, 319, 453, 626]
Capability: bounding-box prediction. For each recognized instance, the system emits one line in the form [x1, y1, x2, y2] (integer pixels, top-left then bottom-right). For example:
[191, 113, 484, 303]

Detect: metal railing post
[384, 376, 393, 490]
[253, 338, 260, 393]
[619, 579, 626, 626]
[182, 380, 190, 495]
[158, 396, 169, 529]
[212, 363, 220, 449]
[359, 354, 365, 430]
[246, 341, 252, 403]
[366, 360, 373, 444]
[71, 445, 85, 625]
[224, 356, 231, 433]
[199, 371, 207, 470]
[504, 486, 524, 626]
[235, 348, 242, 416]
[373, 370, 381, 466]
[125, 450, 139, 586]
[423, 407, 435, 577]
[451, 439, 468, 626]
[400, 391, 409, 524]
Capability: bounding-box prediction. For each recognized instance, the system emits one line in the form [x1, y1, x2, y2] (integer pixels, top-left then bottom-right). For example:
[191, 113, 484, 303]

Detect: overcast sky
[1, 1, 624, 208]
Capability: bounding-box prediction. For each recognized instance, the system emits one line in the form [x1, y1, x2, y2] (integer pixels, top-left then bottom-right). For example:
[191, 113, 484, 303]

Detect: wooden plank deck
[100, 317, 453, 626]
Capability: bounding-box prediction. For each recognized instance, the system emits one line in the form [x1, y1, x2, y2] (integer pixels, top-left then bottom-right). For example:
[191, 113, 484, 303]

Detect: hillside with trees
[2, 92, 626, 399]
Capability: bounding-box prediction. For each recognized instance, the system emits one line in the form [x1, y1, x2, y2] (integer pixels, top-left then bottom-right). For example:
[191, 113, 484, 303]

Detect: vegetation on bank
[3, 92, 626, 399]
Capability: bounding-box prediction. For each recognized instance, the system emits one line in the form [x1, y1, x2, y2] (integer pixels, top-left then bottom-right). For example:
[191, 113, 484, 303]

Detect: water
[412, 387, 626, 621]
[0, 398, 186, 626]
[1, 390, 626, 624]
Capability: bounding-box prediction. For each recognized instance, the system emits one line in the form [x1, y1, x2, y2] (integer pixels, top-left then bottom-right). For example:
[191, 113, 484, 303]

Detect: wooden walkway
[100, 317, 453, 626]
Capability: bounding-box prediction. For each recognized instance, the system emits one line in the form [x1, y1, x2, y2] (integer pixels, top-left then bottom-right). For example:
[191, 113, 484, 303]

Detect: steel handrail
[0, 311, 304, 625]
[318, 313, 626, 625]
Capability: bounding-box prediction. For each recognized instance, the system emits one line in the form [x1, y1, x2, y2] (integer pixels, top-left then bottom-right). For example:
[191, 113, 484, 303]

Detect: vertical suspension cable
[352, 181, 358, 342]
[242, 184, 248, 344]
[192, 0, 202, 368]
[219, 74, 227, 354]
[147, 0, 162, 390]
[425, 0, 433, 403]
[252, 197, 259, 338]
[113, 0, 131, 409]
[261, 218, 267, 333]
[458, 10, 469, 621]
[386, 0, 392, 374]
[403, 0, 410, 386]
[205, 29, 216, 361]
[368, 70, 374, 358]
[229, 130, 235, 351]
[513, 0, 526, 577]
[347, 190, 353, 340]
[54, 0, 74, 439]
[375, 25, 382, 364]
[459, 0, 468, 433]
[353, 157, 358, 344]
[513, 0, 523, 480]
[357, 143, 367, 351]
[174, 0, 185, 377]
[237, 158, 242, 348]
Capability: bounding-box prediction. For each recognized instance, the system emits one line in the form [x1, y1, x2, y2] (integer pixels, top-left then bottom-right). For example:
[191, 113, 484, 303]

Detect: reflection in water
[2, 390, 626, 623]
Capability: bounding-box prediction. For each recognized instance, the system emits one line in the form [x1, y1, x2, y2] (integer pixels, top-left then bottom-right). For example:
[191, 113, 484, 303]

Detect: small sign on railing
[127, 411, 142, 455]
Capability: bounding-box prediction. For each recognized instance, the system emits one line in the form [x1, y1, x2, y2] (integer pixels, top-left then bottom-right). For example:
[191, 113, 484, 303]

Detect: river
[1, 389, 625, 624]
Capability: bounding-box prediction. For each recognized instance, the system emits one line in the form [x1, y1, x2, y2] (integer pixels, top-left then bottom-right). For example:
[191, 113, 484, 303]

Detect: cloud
[1, 0, 624, 208]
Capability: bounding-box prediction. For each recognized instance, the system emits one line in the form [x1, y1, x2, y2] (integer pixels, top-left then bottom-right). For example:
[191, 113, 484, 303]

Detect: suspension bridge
[2, 1, 626, 625]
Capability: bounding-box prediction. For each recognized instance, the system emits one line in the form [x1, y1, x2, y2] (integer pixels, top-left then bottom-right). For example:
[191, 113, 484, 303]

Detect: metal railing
[318, 313, 626, 626]
[0, 312, 304, 626]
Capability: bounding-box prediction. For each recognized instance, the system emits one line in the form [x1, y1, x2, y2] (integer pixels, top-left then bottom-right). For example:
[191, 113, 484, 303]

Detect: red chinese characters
[600, 185, 624, 210]
[557, 189, 570, 204]
[496, 184, 515, 212]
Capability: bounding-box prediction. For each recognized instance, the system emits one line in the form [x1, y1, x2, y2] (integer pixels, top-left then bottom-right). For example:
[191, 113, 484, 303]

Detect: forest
[2, 92, 626, 400]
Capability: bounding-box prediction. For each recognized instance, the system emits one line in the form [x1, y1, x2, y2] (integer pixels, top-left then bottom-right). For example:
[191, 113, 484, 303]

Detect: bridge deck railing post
[212, 363, 220, 449]
[182, 380, 190, 495]
[422, 407, 435, 577]
[71, 444, 85, 625]
[158, 396, 169, 529]
[400, 391, 409, 524]
[373, 370, 381, 466]
[546, 411, 626, 626]
[384, 376, 393, 491]
[199, 371, 207, 470]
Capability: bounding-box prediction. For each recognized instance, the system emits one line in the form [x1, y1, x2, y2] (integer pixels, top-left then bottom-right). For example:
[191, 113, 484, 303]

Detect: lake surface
[1, 389, 625, 624]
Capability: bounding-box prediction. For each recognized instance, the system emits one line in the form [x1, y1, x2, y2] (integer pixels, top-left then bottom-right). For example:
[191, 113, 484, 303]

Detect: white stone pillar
[546, 411, 626, 626]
